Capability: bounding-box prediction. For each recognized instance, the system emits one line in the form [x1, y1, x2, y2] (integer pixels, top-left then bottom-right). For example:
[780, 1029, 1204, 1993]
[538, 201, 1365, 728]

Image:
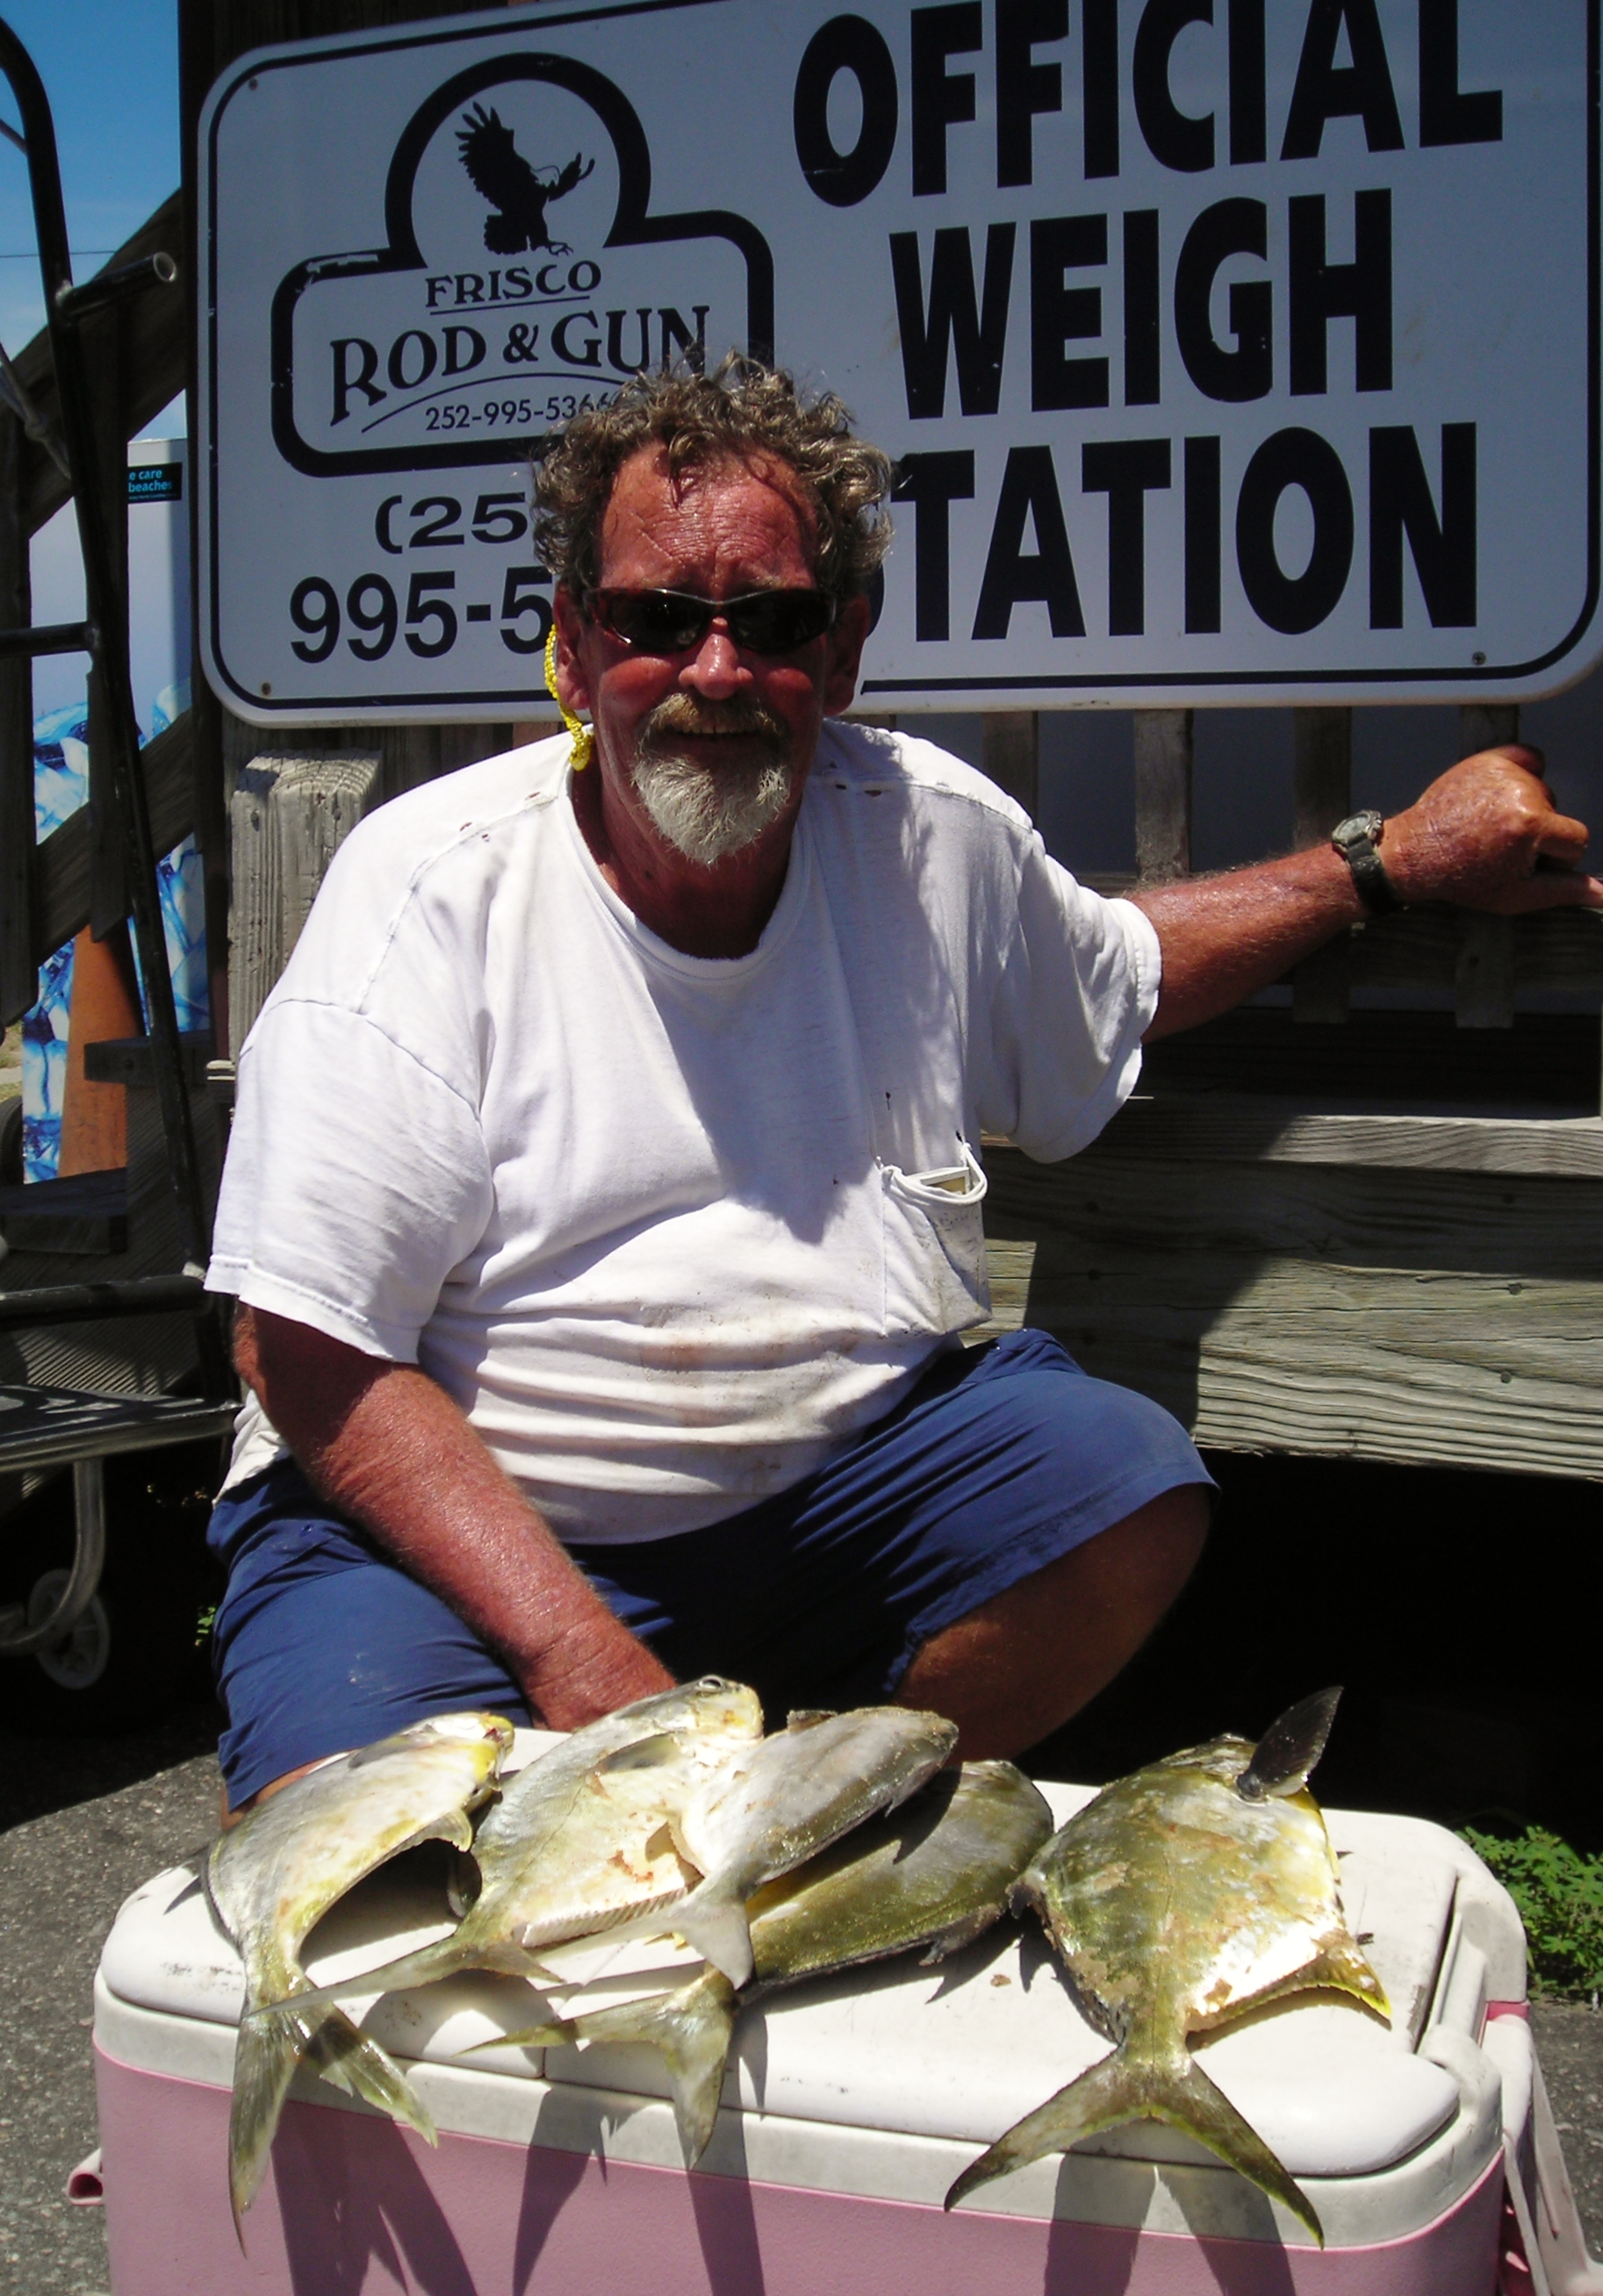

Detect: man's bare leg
[896, 1484, 1210, 1760]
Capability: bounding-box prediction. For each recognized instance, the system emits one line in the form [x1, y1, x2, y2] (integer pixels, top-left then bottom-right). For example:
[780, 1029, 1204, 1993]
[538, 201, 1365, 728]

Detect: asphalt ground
[0, 1700, 1599, 2294]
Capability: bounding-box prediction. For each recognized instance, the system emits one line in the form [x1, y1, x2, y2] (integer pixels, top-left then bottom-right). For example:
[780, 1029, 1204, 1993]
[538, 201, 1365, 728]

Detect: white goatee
[629, 690, 800, 867]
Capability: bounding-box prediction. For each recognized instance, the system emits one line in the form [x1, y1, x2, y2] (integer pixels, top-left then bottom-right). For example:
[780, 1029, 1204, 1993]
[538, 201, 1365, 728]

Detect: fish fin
[1298, 1938, 1391, 2025]
[435, 1808, 477, 1853]
[786, 1709, 837, 1729]
[249, 1937, 468, 2023]
[308, 2008, 438, 2146]
[945, 2045, 1324, 2247]
[228, 2003, 308, 2238]
[1237, 1687, 1342, 1802]
[673, 1880, 755, 1989]
[459, 2015, 578, 2054]
[593, 1732, 686, 1776]
[481, 1936, 563, 1982]
[919, 1906, 1003, 1964]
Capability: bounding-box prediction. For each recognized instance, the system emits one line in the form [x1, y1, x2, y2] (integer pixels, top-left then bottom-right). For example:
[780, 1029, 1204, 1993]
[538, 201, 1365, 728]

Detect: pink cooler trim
[95, 2044, 1504, 2296]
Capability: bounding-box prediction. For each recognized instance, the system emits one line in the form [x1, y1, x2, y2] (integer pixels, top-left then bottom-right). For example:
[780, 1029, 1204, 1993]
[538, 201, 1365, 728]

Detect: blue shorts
[207, 1327, 1213, 1805]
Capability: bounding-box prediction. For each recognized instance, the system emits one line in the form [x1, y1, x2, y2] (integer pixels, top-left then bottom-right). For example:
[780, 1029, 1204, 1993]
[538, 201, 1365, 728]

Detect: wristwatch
[1330, 809, 1403, 915]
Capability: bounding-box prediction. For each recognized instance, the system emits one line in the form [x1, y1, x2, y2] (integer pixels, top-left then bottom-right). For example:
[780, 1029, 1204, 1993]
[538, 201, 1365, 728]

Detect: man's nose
[679, 621, 751, 700]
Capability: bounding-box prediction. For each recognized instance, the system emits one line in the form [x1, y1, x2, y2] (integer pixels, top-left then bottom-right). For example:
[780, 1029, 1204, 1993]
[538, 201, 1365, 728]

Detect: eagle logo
[456, 103, 596, 258]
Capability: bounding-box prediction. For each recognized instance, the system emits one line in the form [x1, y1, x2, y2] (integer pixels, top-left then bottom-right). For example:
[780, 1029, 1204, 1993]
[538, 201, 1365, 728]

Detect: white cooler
[90, 1739, 1600, 2294]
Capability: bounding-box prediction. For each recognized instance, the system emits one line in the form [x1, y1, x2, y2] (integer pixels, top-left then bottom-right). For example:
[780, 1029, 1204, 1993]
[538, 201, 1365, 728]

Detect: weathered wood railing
[964, 700, 1603, 1481]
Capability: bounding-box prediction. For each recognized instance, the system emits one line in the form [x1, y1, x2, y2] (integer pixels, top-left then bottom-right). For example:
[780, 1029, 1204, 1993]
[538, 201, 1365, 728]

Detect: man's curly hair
[532, 355, 893, 606]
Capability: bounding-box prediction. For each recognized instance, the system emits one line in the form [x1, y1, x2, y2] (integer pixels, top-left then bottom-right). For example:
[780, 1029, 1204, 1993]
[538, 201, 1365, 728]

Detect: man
[205, 361, 1598, 1816]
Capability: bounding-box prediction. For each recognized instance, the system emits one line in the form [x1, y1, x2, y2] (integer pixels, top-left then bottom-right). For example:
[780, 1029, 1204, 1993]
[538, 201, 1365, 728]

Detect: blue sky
[0, 1, 179, 396]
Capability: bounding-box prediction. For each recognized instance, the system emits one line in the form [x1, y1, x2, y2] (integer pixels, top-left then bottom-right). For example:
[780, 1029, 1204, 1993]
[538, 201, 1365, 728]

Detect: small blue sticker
[127, 463, 182, 503]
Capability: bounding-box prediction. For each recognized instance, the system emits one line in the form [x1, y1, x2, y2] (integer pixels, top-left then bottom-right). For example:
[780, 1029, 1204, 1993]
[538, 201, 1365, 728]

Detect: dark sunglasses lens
[607, 593, 709, 650]
[727, 593, 834, 650]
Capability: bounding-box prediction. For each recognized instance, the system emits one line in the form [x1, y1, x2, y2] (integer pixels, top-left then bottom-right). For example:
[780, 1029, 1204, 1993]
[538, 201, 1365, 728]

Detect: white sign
[198, 0, 1598, 721]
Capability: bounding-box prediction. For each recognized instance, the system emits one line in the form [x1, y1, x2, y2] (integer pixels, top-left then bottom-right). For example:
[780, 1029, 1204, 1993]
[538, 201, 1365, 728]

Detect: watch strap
[1331, 810, 1402, 916]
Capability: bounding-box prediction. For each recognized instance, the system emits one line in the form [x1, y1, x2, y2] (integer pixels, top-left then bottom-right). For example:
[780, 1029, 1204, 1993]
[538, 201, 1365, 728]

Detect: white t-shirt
[207, 723, 1160, 1542]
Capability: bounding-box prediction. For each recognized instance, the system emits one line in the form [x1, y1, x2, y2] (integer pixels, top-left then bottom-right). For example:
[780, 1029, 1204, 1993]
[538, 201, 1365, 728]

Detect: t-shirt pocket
[880, 1140, 990, 1338]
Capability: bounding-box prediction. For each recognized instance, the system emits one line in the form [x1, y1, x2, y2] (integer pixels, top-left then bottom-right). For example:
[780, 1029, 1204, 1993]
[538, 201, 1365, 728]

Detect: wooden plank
[1334, 904, 1603, 996]
[975, 1270, 1603, 1480]
[1291, 707, 1352, 1024]
[1132, 709, 1192, 881]
[0, 405, 34, 1027]
[33, 713, 194, 962]
[970, 1237, 1035, 1341]
[1455, 700, 1519, 1030]
[1460, 702, 1521, 753]
[981, 713, 1039, 822]
[1456, 912, 1518, 1029]
[1140, 1004, 1599, 1106]
[983, 1145, 1603, 1286]
[980, 1144, 1603, 1480]
[228, 752, 379, 1049]
[1086, 1094, 1603, 1177]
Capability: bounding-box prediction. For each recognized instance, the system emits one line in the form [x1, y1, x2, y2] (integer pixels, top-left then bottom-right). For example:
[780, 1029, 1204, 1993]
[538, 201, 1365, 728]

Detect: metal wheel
[25, 1568, 112, 1690]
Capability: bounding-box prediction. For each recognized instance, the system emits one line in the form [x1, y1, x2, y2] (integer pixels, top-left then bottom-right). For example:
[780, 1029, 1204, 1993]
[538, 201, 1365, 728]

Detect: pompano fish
[276, 1678, 763, 2016]
[667, 1705, 960, 1988]
[203, 1708, 513, 2233]
[488, 1759, 1054, 2165]
[945, 1688, 1389, 2241]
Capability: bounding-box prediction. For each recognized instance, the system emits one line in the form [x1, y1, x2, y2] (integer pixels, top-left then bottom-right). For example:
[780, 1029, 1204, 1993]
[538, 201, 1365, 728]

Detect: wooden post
[1456, 702, 1519, 1029]
[1292, 706, 1353, 1024]
[982, 712, 1039, 822]
[0, 405, 34, 1028]
[1133, 709, 1192, 881]
[228, 753, 378, 1052]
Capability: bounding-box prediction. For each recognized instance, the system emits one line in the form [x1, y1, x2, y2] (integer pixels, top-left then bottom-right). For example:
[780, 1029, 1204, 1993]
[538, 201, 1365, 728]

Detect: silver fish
[945, 1688, 1390, 2241]
[490, 1758, 1053, 2165]
[204, 1709, 513, 2233]
[277, 1678, 762, 2015]
[668, 1705, 960, 1988]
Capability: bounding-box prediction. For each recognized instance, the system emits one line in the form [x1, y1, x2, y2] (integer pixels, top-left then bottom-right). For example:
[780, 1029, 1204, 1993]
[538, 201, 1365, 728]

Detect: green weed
[1462, 1825, 1603, 1998]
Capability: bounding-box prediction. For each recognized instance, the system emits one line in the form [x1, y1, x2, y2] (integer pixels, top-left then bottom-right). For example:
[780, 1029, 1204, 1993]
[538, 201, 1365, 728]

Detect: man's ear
[822, 592, 873, 716]
[551, 588, 593, 716]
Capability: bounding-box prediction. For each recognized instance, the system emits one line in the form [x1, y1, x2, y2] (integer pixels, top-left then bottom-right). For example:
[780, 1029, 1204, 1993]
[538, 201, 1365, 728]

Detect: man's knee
[897, 1478, 1211, 1758]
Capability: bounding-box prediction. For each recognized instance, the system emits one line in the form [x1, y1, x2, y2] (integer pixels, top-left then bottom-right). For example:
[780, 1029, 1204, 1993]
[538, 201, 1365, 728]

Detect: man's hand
[1132, 743, 1599, 1039]
[1382, 746, 1601, 915]
[234, 1306, 675, 1734]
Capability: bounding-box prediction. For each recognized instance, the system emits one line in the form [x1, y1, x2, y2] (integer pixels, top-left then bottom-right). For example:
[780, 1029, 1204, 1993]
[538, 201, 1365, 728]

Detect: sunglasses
[586, 587, 837, 656]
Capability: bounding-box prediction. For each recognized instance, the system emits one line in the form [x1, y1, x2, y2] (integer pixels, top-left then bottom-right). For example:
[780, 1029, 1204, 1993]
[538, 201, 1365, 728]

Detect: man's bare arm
[1132, 746, 1601, 1041]
[233, 1304, 674, 1730]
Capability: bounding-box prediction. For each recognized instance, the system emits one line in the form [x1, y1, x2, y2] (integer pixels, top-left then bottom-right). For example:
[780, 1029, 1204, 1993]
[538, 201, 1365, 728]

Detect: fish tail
[673, 1882, 754, 1990]
[578, 1972, 740, 2166]
[307, 2007, 438, 2148]
[227, 2004, 306, 2239]
[483, 1972, 738, 2166]
[945, 2045, 1324, 2246]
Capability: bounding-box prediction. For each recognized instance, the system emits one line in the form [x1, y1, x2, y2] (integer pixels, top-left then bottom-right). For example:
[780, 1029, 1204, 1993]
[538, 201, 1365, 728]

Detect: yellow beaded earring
[545, 622, 593, 771]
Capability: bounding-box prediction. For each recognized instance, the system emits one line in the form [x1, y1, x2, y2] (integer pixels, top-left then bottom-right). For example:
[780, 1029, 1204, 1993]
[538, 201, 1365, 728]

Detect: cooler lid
[98, 1737, 1470, 2179]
